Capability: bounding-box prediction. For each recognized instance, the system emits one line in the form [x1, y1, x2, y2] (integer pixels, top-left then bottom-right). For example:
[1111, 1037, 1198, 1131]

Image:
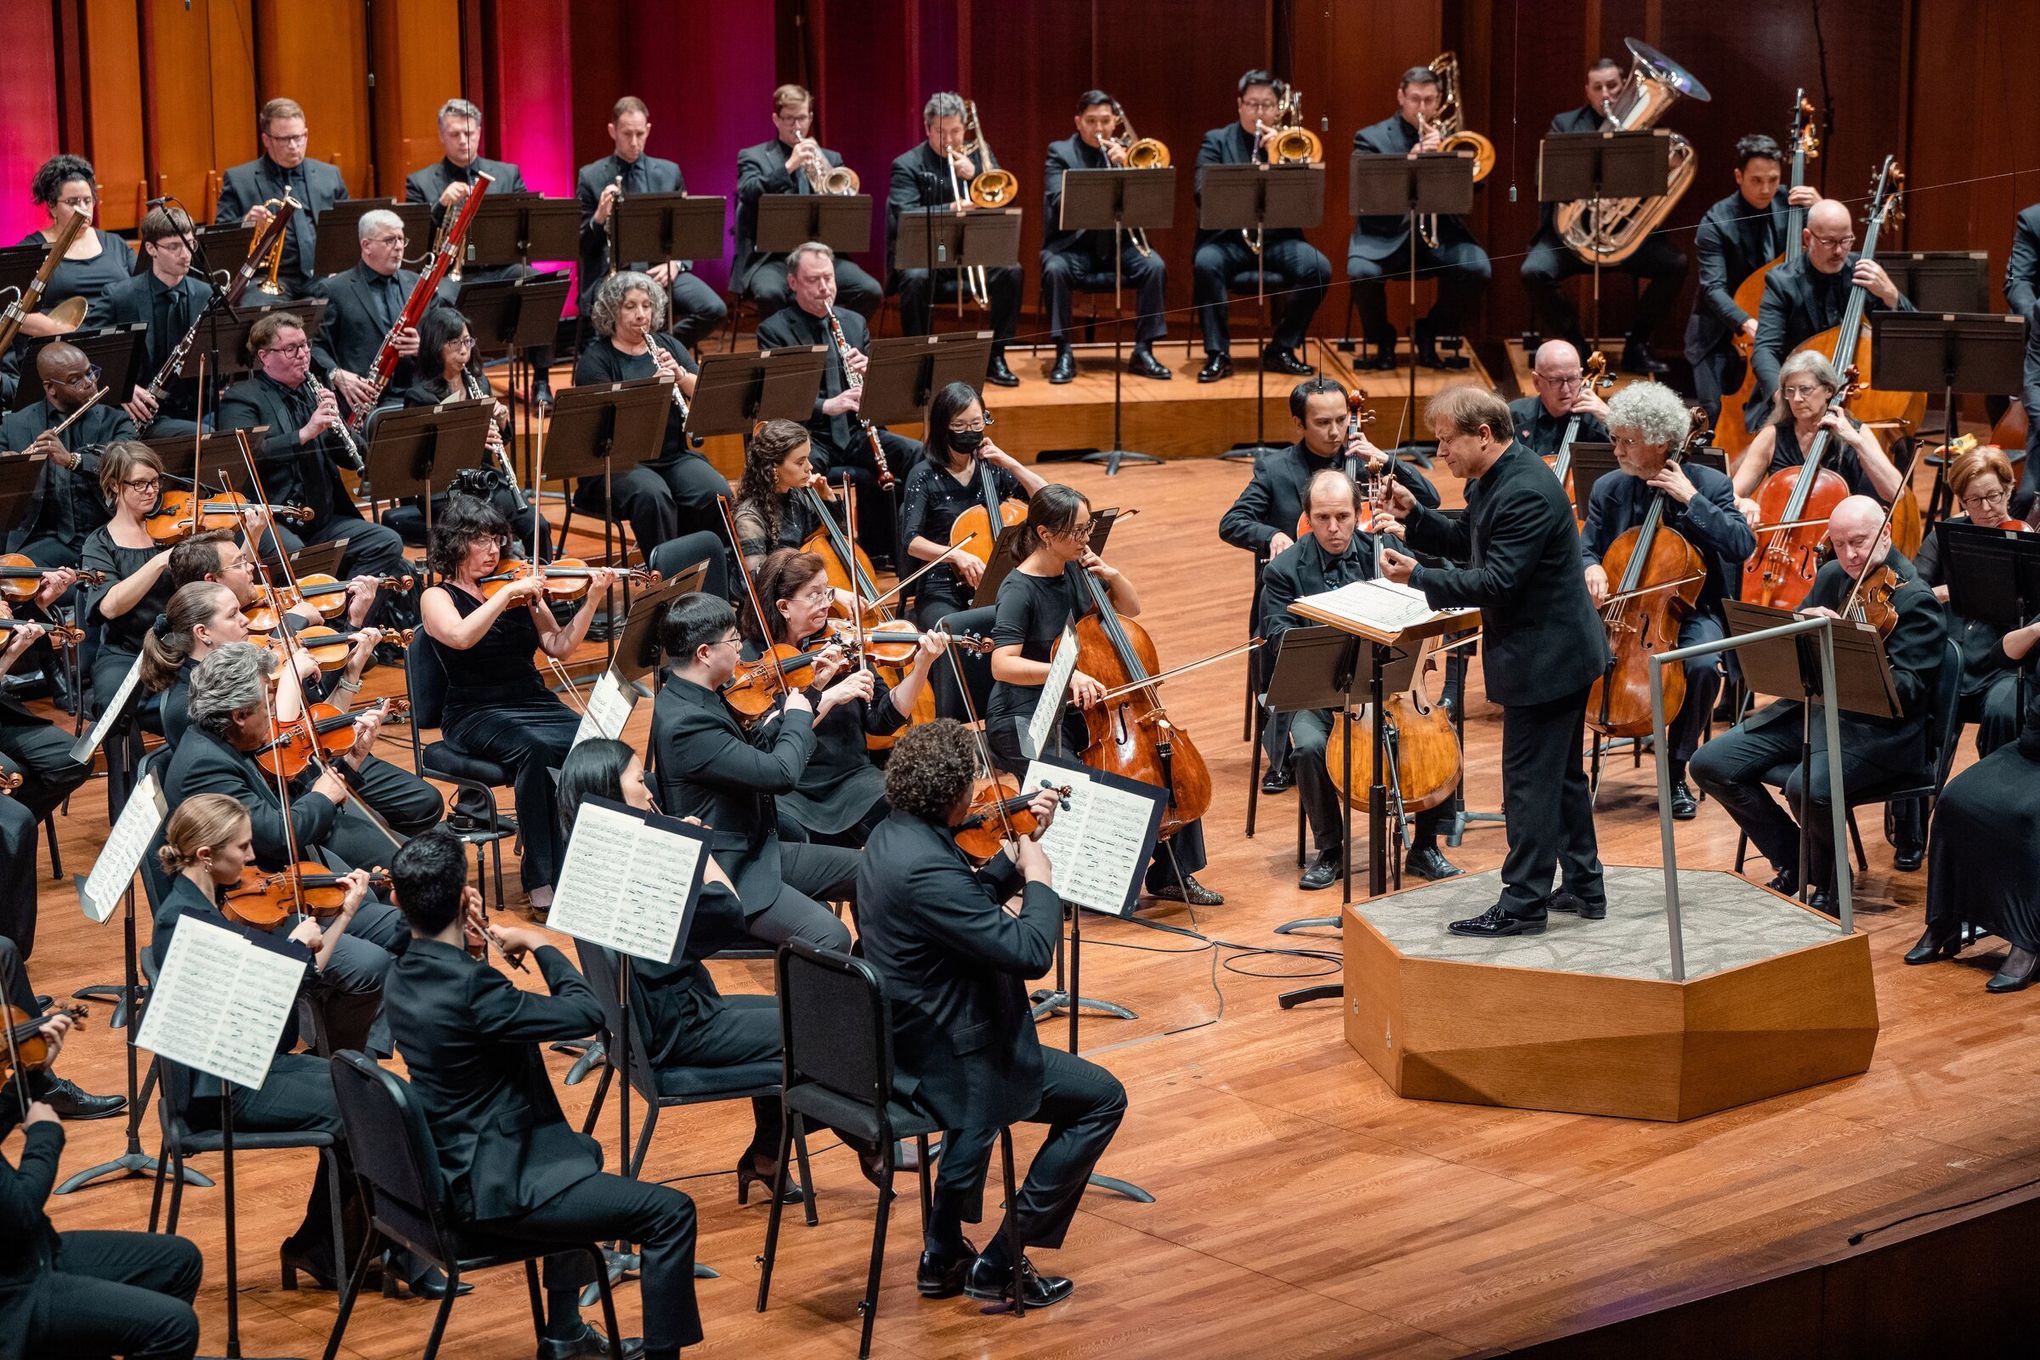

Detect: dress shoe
[1260, 763, 1293, 794]
[1128, 345, 1172, 380]
[917, 1238, 977, 1298]
[1198, 352, 1233, 383]
[736, 1154, 806, 1206]
[1765, 868, 1799, 898]
[1359, 339, 1399, 371]
[1261, 345, 1313, 375]
[396, 1261, 472, 1299]
[986, 353, 1020, 387]
[1404, 844, 1462, 882]
[1894, 845, 1925, 872]
[531, 373, 555, 408]
[449, 809, 517, 836]
[1049, 348, 1077, 384]
[1986, 946, 2040, 994]
[964, 1252, 1075, 1308]
[40, 1075, 126, 1121]
[1904, 920, 1967, 965]
[537, 1324, 643, 1359]
[1668, 779, 1698, 821]
[1448, 903, 1546, 937]
[1299, 852, 1341, 892]
[1806, 888, 1838, 919]
[1545, 889, 1606, 920]
[1413, 322, 1470, 370]
[1149, 873, 1223, 905]
[279, 1243, 339, 1292]
[1620, 344, 1670, 376]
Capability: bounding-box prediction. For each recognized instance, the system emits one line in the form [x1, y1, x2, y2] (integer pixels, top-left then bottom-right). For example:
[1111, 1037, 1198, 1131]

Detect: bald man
[1689, 495, 1946, 913]
[1745, 198, 1914, 430]
[1, 342, 139, 566]
[1506, 340, 1610, 465]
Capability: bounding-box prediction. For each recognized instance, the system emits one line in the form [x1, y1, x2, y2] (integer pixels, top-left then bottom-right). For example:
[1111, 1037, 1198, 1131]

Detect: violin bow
[716, 494, 791, 702]
[864, 536, 977, 613]
[250, 645, 312, 925]
[945, 645, 1022, 847]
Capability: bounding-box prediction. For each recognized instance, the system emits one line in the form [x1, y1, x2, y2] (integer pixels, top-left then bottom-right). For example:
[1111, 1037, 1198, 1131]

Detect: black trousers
[1040, 244, 1167, 346]
[1520, 229, 1688, 348]
[26, 1229, 203, 1359]
[1288, 706, 1446, 856]
[443, 693, 581, 889]
[346, 752, 445, 838]
[647, 530, 732, 605]
[0, 722, 86, 958]
[742, 844, 857, 953]
[1687, 342, 1746, 426]
[813, 432, 918, 565]
[0, 932, 36, 1013]
[1498, 683, 1604, 915]
[898, 265, 1022, 349]
[744, 257, 882, 323]
[484, 1172, 703, 1352]
[1347, 234, 1492, 343]
[574, 450, 730, 558]
[1966, 669, 2025, 759]
[2018, 346, 2040, 518]
[927, 1046, 1126, 1255]
[658, 991, 783, 1160]
[1193, 235, 1330, 354]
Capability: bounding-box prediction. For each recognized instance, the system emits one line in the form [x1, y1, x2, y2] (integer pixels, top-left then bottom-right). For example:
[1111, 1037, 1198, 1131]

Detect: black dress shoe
[1261, 345, 1313, 375]
[537, 1325, 643, 1359]
[1620, 345, 1670, 376]
[1806, 888, 1838, 918]
[1299, 852, 1340, 892]
[736, 1155, 806, 1206]
[1198, 352, 1233, 383]
[449, 809, 517, 836]
[1149, 873, 1222, 905]
[1893, 845, 1925, 872]
[1904, 921, 1967, 965]
[1986, 946, 2040, 993]
[1546, 889, 1606, 920]
[1049, 348, 1077, 384]
[964, 1252, 1074, 1308]
[1359, 341, 1399, 371]
[279, 1243, 338, 1292]
[399, 1263, 472, 1299]
[917, 1238, 976, 1298]
[1260, 764, 1293, 794]
[986, 353, 1020, 387]
[40, 1075, 126, 1121]
[1412, 323, 1470, 371]
[1128, 345, 1172, 380]
[1448, 904, 1546, 937]
[531, 374, 555, 408]
[1404, 844, 1463, 882]
[1668, 779, 1698, 821]
[1765, 869, 1799, 898]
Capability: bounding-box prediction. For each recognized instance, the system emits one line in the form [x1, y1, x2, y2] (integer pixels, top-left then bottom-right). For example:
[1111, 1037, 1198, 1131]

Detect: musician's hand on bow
[1735, 494, 1761, 527]
[1647, 461, 1697, 506]
[330, 369, 375, 413]
[33, 568, 76, 612]
[820, 666, 876, 717]
[289, 918, 325, 951]
[290, 646, 321, 684]
[123, 384, 159, 424]
[1740, 317, 1760, 342]
[1852, 258, 1900, 307]
[955, 552, 986, 587]
[502, 572, 549, 607]
[1377, 544, 1419, 584]
[1584, 562, 1610, 606]
[392, 326, 420, 359]
[311, 762, 349, 804]
[487, 922, 546, 967]
[1069, 667, 1107, 709]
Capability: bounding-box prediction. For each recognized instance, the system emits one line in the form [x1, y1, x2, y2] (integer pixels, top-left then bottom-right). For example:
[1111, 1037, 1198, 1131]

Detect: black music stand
[1940, 520, 2040, 719]
[1884, 252, 1994, 315]
[1056, 166, 1177, 474]
[11, 324, 147, 411]
[1350, 153, 1476, 449]
[463, 192, 580, 271]
[544, 378, 676, 659]
[141, 428, 270, 494]
[1202, 163, 1327, 460]
[311, 199, 433, 278]
[614, 567, 709, 691]
[691, 345, 830, 445]
[1538, 130, 1670, 349]
[893, 207, 1024, 323]
[157, 298, 330, 380]
[754, 194, 874, 264]
[453, 269, 570, 456]
[858, 332, 994, 427]
[611, 194, 727, 276]
[1871, 311, 2030, 521]
[358, 397, 494, 536]
[191, 222, 260, 271]
[0, 245, 47, 305]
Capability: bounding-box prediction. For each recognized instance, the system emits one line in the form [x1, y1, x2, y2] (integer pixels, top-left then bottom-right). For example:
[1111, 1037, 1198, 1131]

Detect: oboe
[825, 308, 894, 489]
[305, 370, 366, 471]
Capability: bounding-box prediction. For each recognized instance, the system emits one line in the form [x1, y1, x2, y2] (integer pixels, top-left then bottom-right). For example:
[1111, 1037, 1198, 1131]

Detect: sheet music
[68, 650, 145, 765]
[1023, 621, 1080, 760]
[1300, 577, 1474, 634]
[137, 915, 303, 1092]
[77, 771, 168, 924]
[1023, 759, 1164, 917]
[571, 669, 636, 749]
[548, 799, 707, 964]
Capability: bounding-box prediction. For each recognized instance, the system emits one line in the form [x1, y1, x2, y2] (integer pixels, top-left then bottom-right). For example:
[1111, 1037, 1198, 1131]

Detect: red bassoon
[346, 171, 494, 427]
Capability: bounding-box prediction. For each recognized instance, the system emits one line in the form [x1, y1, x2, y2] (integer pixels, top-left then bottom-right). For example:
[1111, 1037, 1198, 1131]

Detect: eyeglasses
[1961, 488, 2010, 511]
[1808, 232, 1855, 250]
[55, 365, 102, 388]
[56, 194, 96, 211]
[1240, 97, 1280, 111]
[947, 420, 990, 435]
[122, 477, 161, 493]
[368, 233, 407, 247]
[262, 341, 312, 358]
[1060, 520, 1095, 540]
[796, 586, 833, 605]
[449, 336, 477, 349]
[1537, 372, 1584, 389]
[265, 132, 310, 146]
[716, 633, 745, 650]
[1779, 384, 1828, 400]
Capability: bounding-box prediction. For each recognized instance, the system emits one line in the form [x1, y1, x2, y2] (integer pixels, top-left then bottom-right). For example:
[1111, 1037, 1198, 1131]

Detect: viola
[1842, 561, 1901, 638]
[1589, 431, 1710, 738]
[144, 491, 314, 545]
[0, 554, 107, 602]
[0, 1003, 89, 1087]
[260, 624, 415, 672]
[0, 616, 84, 647]
[222, 862, 390, 930]
[255, 698, 409, 780]
[953, 776, 1073, 863]
[720, 639, 841, 719]
[477, 558, 654, 602]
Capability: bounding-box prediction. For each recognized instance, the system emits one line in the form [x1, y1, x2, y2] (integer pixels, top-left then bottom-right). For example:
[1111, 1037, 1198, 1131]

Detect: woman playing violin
[419, 498, 618, 912]
[745, 548, 949, 846]
[81, 441, 189, 706]
[897, 382, 1045, 625]
[1730, 350, 1905, 524]
[732, 419, 827, 573]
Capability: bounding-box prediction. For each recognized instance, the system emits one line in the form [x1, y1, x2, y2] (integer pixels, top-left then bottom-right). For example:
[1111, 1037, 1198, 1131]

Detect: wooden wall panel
[0, 4, 62, 243]
[137, 0, 257, 218]
[81, 0, 147, 229]
[254, 0, 370, 194]
[370, 0, 464, 200]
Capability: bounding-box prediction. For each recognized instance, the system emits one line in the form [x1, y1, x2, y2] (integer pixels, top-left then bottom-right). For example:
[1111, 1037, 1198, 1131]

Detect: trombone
[1247, 83, 1321, 253]
[948, 100, 1018, 309]
[1103, 103, 1169, 257]
[1417, 51, 1496, 248]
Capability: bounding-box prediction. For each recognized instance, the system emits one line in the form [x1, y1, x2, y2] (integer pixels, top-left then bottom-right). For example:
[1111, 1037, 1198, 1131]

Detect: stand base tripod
[1077, 448, 1164, 475]
[70, 981, 137, 1029]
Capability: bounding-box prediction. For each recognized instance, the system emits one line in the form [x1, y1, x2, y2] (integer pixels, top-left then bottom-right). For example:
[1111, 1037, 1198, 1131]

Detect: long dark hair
[557, 738, 636, 845]
[923, 381, 984, 472]
[736, 419, 810, 548]
[425, 495, 511, 582]
[415, 308, 475, 396]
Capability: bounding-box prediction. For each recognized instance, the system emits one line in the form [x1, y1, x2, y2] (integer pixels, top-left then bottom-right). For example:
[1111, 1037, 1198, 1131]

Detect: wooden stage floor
[26, 457, 2040, 1358]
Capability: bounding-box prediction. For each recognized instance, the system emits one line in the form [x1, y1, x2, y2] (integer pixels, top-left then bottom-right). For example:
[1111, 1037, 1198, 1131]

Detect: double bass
[1715, 92, 1817, 460]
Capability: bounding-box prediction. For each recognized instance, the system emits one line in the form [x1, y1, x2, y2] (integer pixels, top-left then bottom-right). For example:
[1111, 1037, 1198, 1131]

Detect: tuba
[1418, 51, 1496, 248]
[1555, 38, 1711, 266]
[1104, 104, 1169, 257]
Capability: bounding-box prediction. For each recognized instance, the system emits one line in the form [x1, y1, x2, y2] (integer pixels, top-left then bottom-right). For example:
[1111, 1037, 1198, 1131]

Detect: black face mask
[949, 429, 985, 456]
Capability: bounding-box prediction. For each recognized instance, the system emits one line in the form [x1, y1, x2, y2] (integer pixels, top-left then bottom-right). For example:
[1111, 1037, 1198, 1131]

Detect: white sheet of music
[68, 650, 145, 765]
[548, 799, 706, 965]
[77, 772, 168, 924]
[1301, 577, 1474, 634]
[137, 915, 302, 1092]
[1023, 621, 1080, 760]
[571, 670, 636, 750]
[1023, 760, 1161, 917]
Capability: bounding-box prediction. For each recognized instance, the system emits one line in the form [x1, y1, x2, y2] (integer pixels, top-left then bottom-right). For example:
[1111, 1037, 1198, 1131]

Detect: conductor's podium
[1342, 865, 1879, 1122]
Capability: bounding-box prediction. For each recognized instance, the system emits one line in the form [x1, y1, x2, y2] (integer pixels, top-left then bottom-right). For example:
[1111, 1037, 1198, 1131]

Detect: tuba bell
[1554, 38, 1711, 266]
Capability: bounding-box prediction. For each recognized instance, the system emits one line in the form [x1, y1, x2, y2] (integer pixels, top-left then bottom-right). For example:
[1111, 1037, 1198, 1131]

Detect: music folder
[549, 797, 711, 966]
[1023, 754, 1166, 918]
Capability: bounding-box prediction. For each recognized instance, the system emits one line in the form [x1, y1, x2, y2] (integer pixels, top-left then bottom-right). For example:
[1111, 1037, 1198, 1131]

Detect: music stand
[0, 457, 44, 541]
[544, 378, 677, 659]
[160, 298, 330, 380]
[1350, 153, 1475, 449]
[1199, 163, 1327, 460]
[611, 193, 727, 275]
[1565, 440, 1620, 510]
[463, 193, 580, 271]
[1538, 130, 1670, 351]
[1883, 252, 1994, 315]
[754, 194, 874, 262]
[0, 246, 47, 304]
[690, 346, 830, 445]
[1870, 311, 2030, 521]
[613, 566, 709, 691]
[191, 222, 260, 271]
[1940, 520, 2040, 718]
[858, 332, 995, 427]
[454, 269, 571, 457]
[1056, 166, 1178, 473]
[140, 428, 270, 494]
[265, 540, 345, 581]
[11, 324, 148, 412]
[357, 397, 494, 538]
[893, 207, 1024, 323]
[311, 199, 433, 278]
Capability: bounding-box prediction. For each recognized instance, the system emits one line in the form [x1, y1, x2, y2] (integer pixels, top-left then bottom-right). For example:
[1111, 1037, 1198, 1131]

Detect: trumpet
[1104, 104, 1169, 258]
[796, 138, 860, 195]
[252, 194, 297, 297]
[305, 370, 366, 472]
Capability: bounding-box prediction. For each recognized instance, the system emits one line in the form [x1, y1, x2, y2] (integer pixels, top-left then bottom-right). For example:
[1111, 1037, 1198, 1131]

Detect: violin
[0, 1003, 89, 1087]
[255, 697, 408, 779]
[953, 776, 1073, 863]
[222, 862, 390, 929]
[478, 558, 654, 601]
[144, 492, 314, 545]
[1324, 641, 1463, 815]
[243, 574, 414, 631]
[260, 624, 415, 672]
[1844, 562, 1901, 638]
[0, 616, 85, 647]
[0, 554, 106, 602]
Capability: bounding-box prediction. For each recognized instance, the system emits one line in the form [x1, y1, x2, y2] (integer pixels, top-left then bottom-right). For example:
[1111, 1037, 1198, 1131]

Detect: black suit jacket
[575, 152, 688, 304]
[1580, 461, 1755, 614]
[2008, 203, 2040, 441]
[1193, 122, 1315, 252]
[1684, 190, 1790, 364]
[735, 138, 844, 291]
[1348, 114, 1478, 259]
[215, 373, 360, 527]
[1218, 440, 1439, 555]
[164, 726, 342, 868]
[1402, 443, 1611, 705]
[650, 672, 817, 909]
[0, 401, 137, 550]
[854, 811, 1057, 1129]
[310, 261, 428, 395]
[1751, 253, 1915, 402]
[754, 302, 865, 461]
[1259, 532, 1379, 649]
[384, 938, 605, 1222]
[214, 155, 350, 291]
[0, 1119, 64, 1360]
[405, 155, 528, 228]
[1041, 134, 1113, 257]
[1506, 393, 1609, 463]
[886, 141, 983, 274]
[84, 270, 217, 418]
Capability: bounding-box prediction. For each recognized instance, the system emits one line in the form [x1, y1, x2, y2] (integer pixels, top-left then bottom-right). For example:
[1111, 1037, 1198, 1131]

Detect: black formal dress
[1579, 460, 1755, 766]
[1192, 122, 1331, 358]
[0, 1098, 201, 1360]
[886, 142, 1022, 353]
[572, 152, 728, 349]
[649, 672, 856, 950]
[855, 810, 1125, 1256]
[732, 489, 822, 572]
[1519, 106, 1689, 354]
[1506, 393, 1609, 465]
[1904, 518, 2023, 755]
[404, 155, 563, 383]
[14, 227, 136, 322]
[1402, 443, 1611, 917]
[215, 154, 350, 297]
[1684, 190, 1790, 422]
[1923, 675, 2040, 949]
[1748, 253, 1915, 428]
[85, 267, 216, 437]
[384, 938, 702, 1353]
[897, 457, 1021, 623]
[1, 400, 138, 565]
[1690, 554, 1947, 890]
[732, 139, 883, 320]
[1346, 114, 1490, 349]
[2008, 203, 2040, 511]
[1749, 419, 1884, 501]
[310, 260, 432, 407]
[569, 333, 727, 554]
[1039, 134, 1167, 347]
[739, 637, 908, 844]
[78, 531, 170, 710]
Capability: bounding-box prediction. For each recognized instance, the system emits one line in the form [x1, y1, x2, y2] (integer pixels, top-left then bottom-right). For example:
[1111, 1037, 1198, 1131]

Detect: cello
[1296, 390, 1386, 539]
[949, 453, 1028, 568]
[1322, 635, 1464, 815]
[1715, 92, 1818, 460]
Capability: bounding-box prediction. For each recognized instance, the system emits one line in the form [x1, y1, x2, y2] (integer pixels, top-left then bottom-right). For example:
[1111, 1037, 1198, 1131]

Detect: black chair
[321, 1051, 625, 1360]
[402, 630, 514, 904]
[757, 939, 1022, 1358]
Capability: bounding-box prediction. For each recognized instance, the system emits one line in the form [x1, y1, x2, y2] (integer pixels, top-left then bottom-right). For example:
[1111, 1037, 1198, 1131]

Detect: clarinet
[825, 308, 895, 489]
[305, 370, 366, 471]
[464, 368, 530, 513]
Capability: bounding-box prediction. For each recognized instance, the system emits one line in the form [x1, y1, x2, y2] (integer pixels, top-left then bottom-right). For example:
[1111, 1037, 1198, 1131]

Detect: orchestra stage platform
[1342, 865, 1880, 1121]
